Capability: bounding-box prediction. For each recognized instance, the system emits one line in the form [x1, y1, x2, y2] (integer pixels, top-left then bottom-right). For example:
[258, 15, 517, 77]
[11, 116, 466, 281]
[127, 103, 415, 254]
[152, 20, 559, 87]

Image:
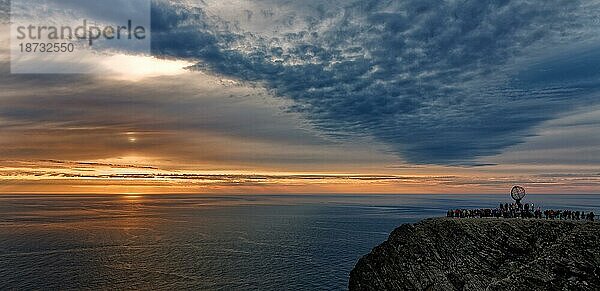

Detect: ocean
[1, 194, 599, 290]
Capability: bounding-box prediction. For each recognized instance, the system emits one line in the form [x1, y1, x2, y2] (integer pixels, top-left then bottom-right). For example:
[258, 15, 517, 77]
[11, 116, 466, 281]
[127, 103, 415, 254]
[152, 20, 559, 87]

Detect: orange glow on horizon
[1, 158, 598, 195]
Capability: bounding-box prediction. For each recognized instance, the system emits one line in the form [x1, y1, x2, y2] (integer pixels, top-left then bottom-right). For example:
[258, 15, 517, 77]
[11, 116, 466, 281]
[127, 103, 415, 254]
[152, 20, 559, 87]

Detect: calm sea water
[1, 194, 599, 290]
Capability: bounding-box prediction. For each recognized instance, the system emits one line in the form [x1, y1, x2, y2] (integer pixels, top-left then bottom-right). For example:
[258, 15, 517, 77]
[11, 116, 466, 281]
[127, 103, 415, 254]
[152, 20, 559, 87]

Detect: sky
[0, 0, 598, 194]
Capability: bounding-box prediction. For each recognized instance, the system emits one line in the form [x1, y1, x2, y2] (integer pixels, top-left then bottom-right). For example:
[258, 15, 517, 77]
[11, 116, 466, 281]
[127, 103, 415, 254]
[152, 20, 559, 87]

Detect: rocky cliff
[349, 218, 600, 291]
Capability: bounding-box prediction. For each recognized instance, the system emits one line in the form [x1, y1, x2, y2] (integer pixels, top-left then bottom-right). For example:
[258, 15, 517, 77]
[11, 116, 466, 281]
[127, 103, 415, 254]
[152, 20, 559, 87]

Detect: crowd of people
[447, 202, 596, 221]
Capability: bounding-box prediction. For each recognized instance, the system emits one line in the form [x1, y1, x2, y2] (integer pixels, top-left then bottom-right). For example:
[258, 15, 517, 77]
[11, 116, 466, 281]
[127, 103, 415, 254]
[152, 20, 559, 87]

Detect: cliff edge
[349, 218, 600, 291]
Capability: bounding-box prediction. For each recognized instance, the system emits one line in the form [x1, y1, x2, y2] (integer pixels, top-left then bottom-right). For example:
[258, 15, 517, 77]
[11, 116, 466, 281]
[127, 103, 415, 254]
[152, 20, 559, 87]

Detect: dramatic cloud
[489, 105, 600, 166]
[151, 0, 600, 164]
[0, 69, 394, 170]
[0, 0, 598, 194]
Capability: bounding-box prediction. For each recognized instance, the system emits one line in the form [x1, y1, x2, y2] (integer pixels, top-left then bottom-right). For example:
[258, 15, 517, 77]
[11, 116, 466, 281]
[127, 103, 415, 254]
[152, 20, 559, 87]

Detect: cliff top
[350, 218, 600, 291]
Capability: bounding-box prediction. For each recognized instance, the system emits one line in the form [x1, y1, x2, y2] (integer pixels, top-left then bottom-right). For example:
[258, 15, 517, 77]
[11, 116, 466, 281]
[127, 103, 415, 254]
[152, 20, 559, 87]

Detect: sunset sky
[0, 0, 598, 194]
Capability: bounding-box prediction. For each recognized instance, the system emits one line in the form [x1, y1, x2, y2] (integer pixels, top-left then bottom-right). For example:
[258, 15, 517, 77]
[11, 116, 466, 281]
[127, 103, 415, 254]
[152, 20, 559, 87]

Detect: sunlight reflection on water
[0, 194, 599, 290]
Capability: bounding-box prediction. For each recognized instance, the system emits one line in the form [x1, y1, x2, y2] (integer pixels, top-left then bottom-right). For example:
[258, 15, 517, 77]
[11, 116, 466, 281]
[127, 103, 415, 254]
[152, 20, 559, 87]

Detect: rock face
[349, 218, 600, 291]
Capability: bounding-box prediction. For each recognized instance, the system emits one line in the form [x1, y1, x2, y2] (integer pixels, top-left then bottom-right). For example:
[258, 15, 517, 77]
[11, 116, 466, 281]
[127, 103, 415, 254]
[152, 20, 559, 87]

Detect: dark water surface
[1, 194, 599, 290]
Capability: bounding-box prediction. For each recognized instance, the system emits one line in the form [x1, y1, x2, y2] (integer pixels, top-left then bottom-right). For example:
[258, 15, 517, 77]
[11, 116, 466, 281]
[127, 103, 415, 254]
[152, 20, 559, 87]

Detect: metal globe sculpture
[510, 185, 526, 204]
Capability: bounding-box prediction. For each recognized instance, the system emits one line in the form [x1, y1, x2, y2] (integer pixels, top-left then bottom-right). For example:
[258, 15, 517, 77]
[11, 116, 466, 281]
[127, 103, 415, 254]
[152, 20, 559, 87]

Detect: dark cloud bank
[1, 0, 598, 165]
[151, 0, 600, 165]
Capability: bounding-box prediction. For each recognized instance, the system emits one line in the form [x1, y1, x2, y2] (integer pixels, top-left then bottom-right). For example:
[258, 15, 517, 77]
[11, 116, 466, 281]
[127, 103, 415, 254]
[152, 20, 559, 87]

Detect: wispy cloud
[1, 159, 598, 194]
[0, 1, 598, 194]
